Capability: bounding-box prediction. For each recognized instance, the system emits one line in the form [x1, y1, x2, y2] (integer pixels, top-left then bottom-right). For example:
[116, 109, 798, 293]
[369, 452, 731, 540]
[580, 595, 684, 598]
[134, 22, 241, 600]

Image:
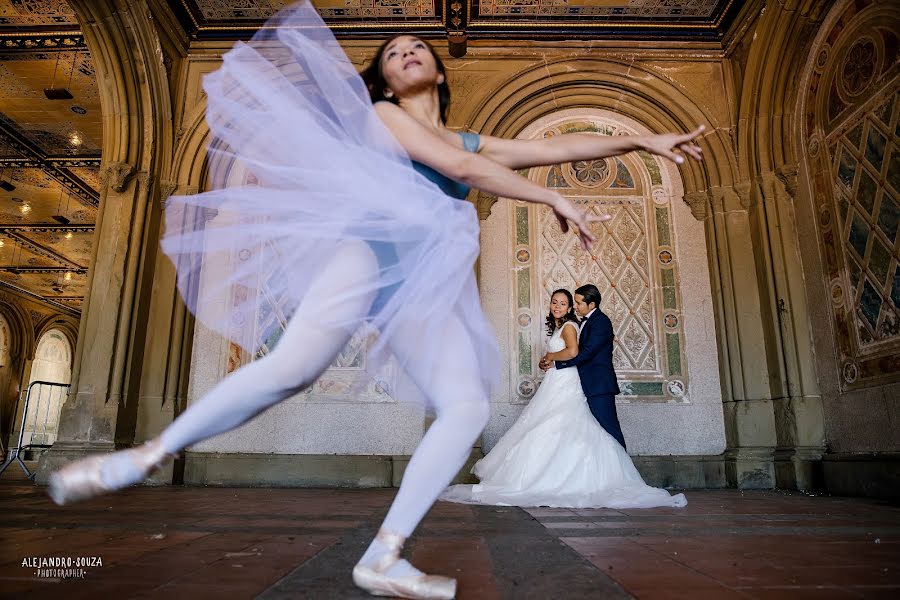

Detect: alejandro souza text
[22, 556, 103, 579]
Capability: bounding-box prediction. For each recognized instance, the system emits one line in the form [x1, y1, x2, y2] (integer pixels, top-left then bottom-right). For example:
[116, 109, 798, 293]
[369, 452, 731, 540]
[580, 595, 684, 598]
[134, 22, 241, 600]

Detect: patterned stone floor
[0, 473, 898, 599]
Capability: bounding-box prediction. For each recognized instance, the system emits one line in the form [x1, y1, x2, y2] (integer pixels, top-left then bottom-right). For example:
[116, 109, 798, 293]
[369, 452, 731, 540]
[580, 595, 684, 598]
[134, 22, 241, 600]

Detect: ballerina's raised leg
[48, 239, 379, 502]
[48, 242, 485, 599]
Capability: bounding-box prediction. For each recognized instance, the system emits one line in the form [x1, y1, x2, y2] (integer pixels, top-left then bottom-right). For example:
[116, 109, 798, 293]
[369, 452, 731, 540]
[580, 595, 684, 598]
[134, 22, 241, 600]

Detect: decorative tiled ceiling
[468, 0, 738, 38]
[0, 0, 77, 28]
[174, 0, 445, 34]
[173, 0, 739, 40]
[0, 1, 98, 315]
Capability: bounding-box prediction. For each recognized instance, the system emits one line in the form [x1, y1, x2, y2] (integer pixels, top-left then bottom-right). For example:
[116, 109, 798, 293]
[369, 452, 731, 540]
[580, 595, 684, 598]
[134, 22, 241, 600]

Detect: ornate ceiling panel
[0, 0, 77, 28]
[175, 0, 445, 34]
[467, 0, 738, 39]
[174, 0, 738, 40]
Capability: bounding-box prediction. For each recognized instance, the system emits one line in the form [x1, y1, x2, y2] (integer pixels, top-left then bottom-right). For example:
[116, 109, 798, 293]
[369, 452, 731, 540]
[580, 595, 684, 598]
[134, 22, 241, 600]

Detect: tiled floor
[0, 474, 898, 599]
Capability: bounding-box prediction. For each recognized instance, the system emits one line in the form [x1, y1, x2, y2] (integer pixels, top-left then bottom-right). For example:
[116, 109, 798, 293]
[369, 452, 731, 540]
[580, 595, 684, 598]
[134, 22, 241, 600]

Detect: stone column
[758, 167, 825, 490]
[702, 184, 778, 488]
[37, 0, 173, 482]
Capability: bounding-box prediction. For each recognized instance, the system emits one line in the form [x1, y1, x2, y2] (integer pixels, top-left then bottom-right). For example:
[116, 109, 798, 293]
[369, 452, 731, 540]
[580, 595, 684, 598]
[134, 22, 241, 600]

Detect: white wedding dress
[442, 321, 687, 509]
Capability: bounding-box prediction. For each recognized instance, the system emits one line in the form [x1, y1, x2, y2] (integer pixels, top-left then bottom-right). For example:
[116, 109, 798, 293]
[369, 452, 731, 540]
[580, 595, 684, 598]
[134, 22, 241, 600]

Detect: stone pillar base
[35, 440, 117, 485]
[774, 447, 825, 491]
[724, 448, 776, 489]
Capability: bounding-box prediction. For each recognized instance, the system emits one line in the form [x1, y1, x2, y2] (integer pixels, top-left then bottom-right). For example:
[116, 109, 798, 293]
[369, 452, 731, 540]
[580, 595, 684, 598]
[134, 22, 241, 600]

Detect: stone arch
[476, 104, 724, 457]
[0, 299, 32, 444]
[464, 57, 739, 205]
[17, 329, 74, 448]
[793, 0, 900, 453]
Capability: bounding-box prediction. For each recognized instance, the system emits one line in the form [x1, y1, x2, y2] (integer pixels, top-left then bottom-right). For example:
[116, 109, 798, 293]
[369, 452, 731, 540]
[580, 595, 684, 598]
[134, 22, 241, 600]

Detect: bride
[443, 288, 687, 509]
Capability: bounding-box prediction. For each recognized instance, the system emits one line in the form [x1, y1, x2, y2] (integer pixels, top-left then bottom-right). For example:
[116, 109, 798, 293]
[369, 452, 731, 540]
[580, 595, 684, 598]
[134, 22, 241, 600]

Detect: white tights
[104, 241, 489, 574]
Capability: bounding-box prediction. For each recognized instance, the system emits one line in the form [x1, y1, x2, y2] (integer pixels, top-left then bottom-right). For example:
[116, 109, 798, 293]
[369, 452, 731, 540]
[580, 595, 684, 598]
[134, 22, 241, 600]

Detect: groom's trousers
[586, 394, 627, 450]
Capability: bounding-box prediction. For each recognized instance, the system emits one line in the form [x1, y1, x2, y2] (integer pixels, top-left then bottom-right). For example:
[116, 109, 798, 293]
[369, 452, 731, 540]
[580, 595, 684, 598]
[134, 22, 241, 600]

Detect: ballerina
[47, 3, 703, 598]
[442, 288, 687, 509]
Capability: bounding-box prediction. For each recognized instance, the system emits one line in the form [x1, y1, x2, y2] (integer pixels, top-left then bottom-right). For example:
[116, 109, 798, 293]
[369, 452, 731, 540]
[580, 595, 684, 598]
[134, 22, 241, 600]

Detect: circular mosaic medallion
[517, 313, 532, 327]
[842, 361, 858, 384]
[818, 206, 832, 229]
[518, 378, 536, 398]
[570, 159, 610, 187]
[515, 248, 531, 263]
[667, 380, 686, 397]
[807, 134, 821, 158]
[652, 187, 667, 205]
[831, 281, 844, 306]
[841, 38, 877, 97]
[658, 250, 673, 265]
[238, 249, 252, 261]
[815, 44, 830, 72]
[664, 314, 679, 329]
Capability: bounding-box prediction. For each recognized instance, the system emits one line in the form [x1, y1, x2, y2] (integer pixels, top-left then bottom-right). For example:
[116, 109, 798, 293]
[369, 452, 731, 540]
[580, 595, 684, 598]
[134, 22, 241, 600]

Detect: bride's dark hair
[360, 34, 451, 123]
[545, 288, 579, 336]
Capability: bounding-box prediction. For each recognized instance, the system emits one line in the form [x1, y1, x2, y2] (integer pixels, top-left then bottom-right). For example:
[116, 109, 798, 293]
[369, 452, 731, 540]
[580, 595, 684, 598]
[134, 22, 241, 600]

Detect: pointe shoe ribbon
[352, 529, 456, 599]
[47, 439, 177, 506]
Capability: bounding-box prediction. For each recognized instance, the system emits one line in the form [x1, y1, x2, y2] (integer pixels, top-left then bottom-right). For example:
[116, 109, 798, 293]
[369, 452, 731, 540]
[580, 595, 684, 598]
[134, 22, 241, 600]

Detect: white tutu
[161, 1, 500, 404]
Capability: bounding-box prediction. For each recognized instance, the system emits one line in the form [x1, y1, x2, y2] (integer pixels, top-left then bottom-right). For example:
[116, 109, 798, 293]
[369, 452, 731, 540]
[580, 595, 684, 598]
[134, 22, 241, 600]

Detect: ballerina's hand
[643, 124, 706, 165]
[552, 195, 612, 251]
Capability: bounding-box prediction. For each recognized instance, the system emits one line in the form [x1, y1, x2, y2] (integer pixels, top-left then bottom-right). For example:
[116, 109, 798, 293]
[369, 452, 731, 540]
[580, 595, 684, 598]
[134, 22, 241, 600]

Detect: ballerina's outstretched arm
[476, 124, 706, 170]
[374, 101, 609, 251]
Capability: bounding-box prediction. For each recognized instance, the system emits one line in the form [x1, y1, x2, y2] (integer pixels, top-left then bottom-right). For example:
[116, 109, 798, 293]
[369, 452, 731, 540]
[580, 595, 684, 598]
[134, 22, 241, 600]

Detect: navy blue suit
[555, 309, 626, 449]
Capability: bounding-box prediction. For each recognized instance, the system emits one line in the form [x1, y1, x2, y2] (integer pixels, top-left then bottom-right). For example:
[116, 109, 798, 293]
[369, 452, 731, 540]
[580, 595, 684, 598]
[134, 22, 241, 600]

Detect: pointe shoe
[47, 439, 176, 506]
[353, 529, 456, 599]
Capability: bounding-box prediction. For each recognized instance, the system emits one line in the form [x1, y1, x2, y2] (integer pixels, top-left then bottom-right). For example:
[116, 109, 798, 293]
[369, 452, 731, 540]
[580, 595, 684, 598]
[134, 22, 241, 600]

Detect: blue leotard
[369, 131, 480, 314]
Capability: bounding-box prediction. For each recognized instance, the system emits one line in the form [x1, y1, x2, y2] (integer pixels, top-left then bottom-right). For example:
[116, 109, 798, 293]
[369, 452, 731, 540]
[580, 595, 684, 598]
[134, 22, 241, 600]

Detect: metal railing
[0, 380, 69, 480]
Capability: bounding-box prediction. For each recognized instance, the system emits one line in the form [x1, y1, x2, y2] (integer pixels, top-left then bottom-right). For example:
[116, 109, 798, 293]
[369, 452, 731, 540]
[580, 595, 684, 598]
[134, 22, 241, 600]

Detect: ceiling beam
[0, 280, 81, 316]
[0, 230, 87, 271]
[0, 122, 99, 207]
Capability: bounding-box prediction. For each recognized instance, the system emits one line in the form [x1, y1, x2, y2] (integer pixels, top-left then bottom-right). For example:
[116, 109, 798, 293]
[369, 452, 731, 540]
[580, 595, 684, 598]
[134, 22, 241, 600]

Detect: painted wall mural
[510, 116, 688, 405]
[803, 0, 900, 390]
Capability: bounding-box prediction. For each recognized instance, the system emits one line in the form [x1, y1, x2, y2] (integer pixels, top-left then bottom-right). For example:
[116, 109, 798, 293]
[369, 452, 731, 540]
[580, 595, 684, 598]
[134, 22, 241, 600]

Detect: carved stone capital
[683, 190, 710, 221]
[102, 161, 135, 193]
[776, 164, 800, 199]
[734, 181, 754, 210]
[160, 180, 178, 199]
[475, 191, 498, 221]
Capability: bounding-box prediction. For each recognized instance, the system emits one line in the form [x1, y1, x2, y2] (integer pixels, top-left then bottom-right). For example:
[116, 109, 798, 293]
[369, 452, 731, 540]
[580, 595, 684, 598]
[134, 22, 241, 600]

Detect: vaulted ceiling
[0, 1, 96, 316]
[0, 0, 742, 315]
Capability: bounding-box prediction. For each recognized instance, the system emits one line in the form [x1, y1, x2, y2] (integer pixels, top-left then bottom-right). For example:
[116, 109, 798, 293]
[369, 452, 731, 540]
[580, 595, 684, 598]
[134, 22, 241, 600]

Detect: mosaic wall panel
[511, 118, 688, 404]
[803, 0, 900, 389]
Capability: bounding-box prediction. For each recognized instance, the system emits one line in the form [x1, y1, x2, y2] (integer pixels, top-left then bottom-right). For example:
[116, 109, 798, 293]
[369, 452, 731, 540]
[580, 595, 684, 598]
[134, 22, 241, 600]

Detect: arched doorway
[478, 108, 725, 460]
[19, 329, 72, 448]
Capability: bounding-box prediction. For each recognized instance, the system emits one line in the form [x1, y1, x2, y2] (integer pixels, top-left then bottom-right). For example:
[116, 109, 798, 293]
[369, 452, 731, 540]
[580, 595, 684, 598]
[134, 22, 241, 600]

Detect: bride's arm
[543, 324, 579, 362]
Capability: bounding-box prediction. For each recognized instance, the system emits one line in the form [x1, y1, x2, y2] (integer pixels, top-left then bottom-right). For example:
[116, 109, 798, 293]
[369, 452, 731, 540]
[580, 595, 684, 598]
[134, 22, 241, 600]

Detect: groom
[540, 284, 626, 449]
